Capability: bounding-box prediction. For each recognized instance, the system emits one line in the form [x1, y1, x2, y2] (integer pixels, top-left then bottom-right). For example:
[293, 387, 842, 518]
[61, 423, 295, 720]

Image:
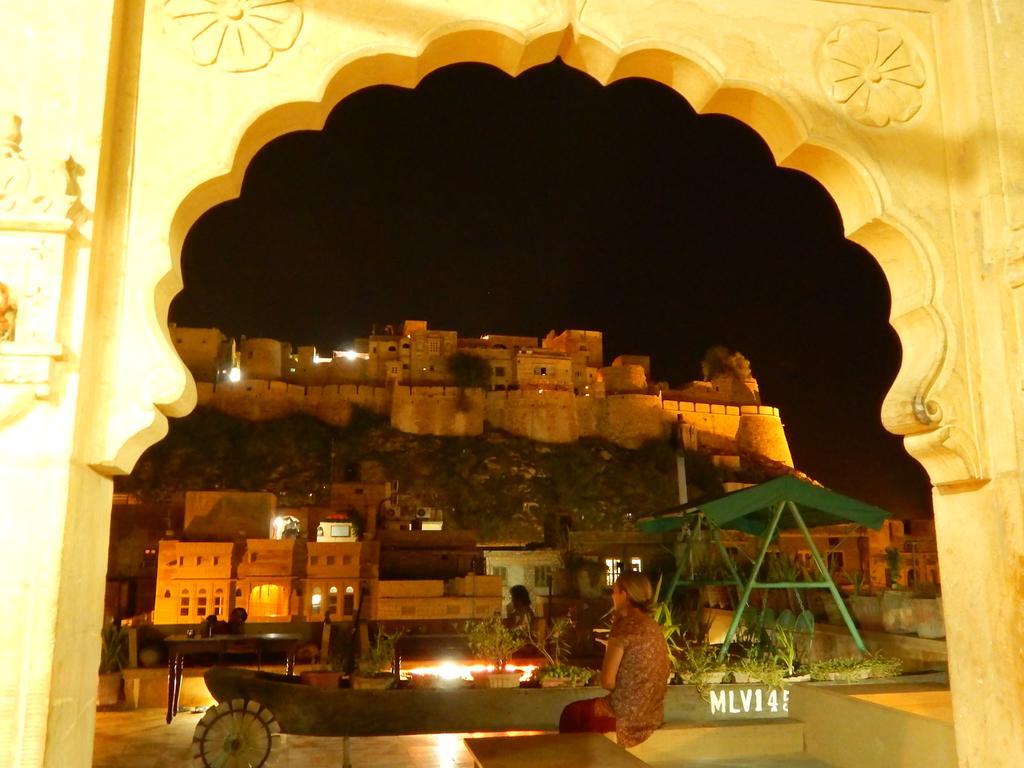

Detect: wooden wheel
[192, 698, 280, 768]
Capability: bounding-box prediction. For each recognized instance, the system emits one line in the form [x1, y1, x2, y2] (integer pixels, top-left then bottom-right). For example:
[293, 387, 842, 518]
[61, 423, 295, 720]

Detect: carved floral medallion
[163, 0, 303, 73]
[823, 21, 926, 128]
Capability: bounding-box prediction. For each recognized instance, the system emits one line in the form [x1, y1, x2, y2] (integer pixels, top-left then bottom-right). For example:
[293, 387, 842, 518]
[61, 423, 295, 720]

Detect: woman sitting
[558, 571, 669, 748]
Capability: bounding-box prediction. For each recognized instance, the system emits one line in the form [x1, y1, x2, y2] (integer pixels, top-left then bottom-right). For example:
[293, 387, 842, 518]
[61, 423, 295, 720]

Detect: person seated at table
[226, 607, 248, 635]
[558, 571, 669, 748]
[202, 613, 230, 636]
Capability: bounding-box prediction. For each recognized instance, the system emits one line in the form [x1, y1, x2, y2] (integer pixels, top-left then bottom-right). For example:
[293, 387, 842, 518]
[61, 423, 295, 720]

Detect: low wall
[791, 683, 957, 768]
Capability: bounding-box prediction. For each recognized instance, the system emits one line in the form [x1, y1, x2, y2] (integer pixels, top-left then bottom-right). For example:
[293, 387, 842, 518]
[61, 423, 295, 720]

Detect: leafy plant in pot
[531, 617, 594, 688]
[98, 618, 128, 706]
[351, 630, 403, 690]
[465, 616, 526, 688]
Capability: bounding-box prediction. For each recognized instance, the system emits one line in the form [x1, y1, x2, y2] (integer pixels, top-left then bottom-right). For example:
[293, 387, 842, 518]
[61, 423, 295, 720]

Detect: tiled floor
[94, 709, 479, 767]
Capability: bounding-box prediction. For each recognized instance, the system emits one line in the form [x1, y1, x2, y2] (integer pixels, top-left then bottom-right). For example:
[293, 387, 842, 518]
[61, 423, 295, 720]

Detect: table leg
[171, 655, 184, 720]
[166, 653, 178, 724]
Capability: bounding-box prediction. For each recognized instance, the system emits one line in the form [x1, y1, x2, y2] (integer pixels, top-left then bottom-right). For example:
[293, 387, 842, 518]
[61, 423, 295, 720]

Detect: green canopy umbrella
[638, 475, 889, 658]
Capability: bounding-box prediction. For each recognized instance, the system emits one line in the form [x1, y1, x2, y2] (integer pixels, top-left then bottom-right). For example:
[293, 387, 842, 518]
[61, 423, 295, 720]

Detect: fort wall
[391, 386, 484, 437]
[196, 381, 791, 465]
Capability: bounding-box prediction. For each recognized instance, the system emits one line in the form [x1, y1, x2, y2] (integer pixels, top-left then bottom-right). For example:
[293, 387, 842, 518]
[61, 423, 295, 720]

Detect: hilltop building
[171, 321, 793, 465]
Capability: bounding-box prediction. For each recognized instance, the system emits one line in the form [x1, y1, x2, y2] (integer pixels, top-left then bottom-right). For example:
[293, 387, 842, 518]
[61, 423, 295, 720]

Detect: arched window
[343, 585, 355, 617]
[327, 585, 338, 615]
[197, 588, 208, 616]
[179, 589, 190, 617]
[235, 588, 242, 598]
[163, 589, 171, 599]
[311, 587, 322, 615]
[213, 589, 224, 616]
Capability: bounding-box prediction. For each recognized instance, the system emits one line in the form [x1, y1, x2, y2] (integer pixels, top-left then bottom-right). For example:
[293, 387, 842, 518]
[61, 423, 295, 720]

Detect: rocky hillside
[118, 407, 800, 541]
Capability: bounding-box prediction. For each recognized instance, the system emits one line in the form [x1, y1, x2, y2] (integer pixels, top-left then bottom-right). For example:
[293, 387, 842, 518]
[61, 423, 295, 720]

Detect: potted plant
[351, 630, 403, 690]
[301, 628, 351, 688]
[880, 548, 914, 633]
[531, 617, 593, 687]
[676, 640, 730, 686]
[97, 618, 127, 706]
[465, 616, 526, 688]
[809, 652, 902, 683]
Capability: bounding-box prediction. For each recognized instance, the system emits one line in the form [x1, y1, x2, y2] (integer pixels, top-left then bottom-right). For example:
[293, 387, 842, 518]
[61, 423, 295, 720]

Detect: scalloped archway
[163, 26, 956, 484]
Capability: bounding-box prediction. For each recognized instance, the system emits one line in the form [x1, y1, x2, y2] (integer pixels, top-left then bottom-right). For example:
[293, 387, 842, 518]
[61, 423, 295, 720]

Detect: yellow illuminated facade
[1, 2, 1023, 766]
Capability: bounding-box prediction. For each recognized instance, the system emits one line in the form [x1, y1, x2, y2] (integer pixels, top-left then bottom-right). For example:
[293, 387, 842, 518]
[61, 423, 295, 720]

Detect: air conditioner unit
[416, 508, 430, 519]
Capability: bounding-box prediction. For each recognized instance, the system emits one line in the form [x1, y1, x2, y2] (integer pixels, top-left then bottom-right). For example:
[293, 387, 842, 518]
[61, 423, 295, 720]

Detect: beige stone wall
[495, 388, 580, 443]
[599, 363, 648, 393]
[390, 385, 484, 436]
[168, 325, 228, 382]
[239, 337, 284, 380]
[735, 411, 794, 466]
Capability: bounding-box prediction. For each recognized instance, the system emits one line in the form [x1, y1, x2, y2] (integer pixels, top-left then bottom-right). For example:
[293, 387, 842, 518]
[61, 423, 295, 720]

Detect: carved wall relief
[822, 21, 926, 128]
[0, 114, 78, 426]
[163, 0, 304, 73]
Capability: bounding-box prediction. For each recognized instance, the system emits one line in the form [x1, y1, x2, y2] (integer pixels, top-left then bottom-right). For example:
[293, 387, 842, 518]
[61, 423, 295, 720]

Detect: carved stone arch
[135, 21, 971, 492]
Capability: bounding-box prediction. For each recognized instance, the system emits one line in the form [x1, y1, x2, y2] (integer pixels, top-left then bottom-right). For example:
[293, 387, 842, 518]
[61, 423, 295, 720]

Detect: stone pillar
[932, 483, 1024, 766]
[0, 111, 111, 766]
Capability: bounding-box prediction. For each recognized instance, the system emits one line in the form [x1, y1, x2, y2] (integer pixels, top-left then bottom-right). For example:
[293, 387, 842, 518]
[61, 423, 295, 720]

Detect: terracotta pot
[880, 590, 915, 634]
[97, 672, 122, 706]
[911, 597, 945, 639]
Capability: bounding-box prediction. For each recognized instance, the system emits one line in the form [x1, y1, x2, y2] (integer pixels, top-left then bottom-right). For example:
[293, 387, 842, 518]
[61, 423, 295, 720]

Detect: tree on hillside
[446, 351, 492, 388]
[446, 351, 491, 411]
[700, 345, 752, 382]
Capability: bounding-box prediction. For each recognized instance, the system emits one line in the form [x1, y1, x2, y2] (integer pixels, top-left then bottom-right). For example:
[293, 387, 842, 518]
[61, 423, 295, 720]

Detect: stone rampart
[596, 394, 666, 447]
[736, 409, 793, 466]
[195, 382, 790, 461]
[489, 389, 579, 443]
[391, 386, 484, 437]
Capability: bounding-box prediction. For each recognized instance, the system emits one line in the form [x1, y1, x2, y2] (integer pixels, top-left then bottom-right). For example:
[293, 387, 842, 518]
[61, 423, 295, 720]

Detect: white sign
[709, 687, 790, 715]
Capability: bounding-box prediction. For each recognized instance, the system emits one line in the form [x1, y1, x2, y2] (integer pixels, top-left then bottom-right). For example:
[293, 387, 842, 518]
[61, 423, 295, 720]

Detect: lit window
[534, 566, 552, 588]
[491, 566, 508, 582]
[311, 587, 322, 614]
[630, 557, 643, 573]
[605, 559, 622, 586]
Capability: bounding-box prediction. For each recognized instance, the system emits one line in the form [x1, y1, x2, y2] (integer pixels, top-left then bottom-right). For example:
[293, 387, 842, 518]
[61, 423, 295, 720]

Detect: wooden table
[464, 734, 651, 768]
[165, 633, 301, 723]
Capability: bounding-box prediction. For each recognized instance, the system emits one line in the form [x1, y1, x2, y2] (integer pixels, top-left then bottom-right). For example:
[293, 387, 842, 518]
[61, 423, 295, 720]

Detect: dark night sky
[170, 59, 933, 519]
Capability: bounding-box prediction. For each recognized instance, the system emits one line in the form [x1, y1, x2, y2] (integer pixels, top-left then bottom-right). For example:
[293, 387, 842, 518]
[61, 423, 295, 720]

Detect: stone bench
[464, 733, 652, 768]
